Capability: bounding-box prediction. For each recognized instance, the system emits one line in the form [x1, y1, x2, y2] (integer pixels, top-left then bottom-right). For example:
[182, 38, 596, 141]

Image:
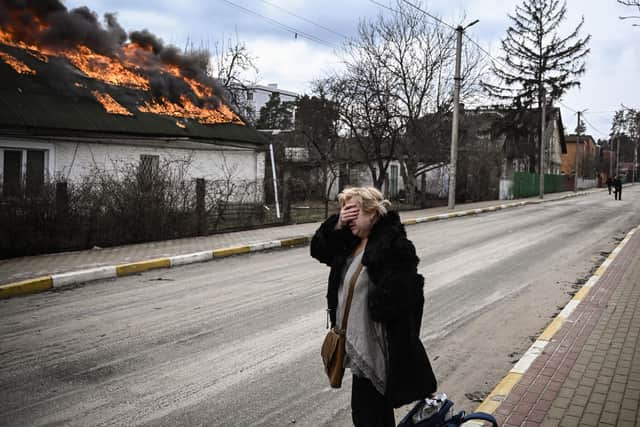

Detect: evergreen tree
[484, 0, 591, 108]
[256, 92, 294, 130]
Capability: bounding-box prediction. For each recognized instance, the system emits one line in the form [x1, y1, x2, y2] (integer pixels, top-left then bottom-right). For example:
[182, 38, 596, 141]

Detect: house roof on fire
[0, 44, 267, 147]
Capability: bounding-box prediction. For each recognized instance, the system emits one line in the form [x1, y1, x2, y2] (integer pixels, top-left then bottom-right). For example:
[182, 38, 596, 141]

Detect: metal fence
[513, 172, 565, 198]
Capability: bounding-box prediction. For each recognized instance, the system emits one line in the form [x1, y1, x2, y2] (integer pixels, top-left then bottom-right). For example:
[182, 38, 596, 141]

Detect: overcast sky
[64, 0, 640, 140]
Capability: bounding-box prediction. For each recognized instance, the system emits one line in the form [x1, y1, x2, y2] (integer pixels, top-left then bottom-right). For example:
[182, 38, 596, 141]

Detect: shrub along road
[0, 187, 639, 426]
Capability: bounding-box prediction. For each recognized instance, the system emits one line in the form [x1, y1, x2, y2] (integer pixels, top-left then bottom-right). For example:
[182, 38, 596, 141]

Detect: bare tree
[323, 1, 486, 202]
[198, 33, 259, 121]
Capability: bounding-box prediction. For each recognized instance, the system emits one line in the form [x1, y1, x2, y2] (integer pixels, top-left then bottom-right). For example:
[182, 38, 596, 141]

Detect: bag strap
[339, 262, 364, 331]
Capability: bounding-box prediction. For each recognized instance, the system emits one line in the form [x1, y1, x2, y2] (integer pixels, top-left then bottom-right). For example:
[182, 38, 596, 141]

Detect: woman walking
[311, 187, 437, 426]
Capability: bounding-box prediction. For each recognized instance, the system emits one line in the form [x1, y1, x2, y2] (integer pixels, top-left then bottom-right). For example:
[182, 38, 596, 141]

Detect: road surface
[1, 187, 639, 426]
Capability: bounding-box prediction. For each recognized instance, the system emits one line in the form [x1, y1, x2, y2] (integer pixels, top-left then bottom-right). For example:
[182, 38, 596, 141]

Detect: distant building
[235, 83, 298, 126]
[561, 134, 597, 178]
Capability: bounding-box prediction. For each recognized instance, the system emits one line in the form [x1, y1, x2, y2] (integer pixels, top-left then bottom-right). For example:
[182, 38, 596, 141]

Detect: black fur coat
[310, 211, 437, 407]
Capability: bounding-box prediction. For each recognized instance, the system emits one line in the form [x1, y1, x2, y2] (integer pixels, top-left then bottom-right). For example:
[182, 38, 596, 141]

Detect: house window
[139, 154, 159, 177]
[2, 148, 46, 197]
[284, 147, 309, 162]
[247, 91, 254, 101]
[2, 150, 21, 197]
[26, 150, 45, 195]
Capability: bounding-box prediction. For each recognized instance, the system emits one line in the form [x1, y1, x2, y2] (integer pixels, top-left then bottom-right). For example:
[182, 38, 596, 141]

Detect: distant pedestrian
[606, 176, 613, 195]
[311, 186, 437, 426]
[614, 177, 623, 200]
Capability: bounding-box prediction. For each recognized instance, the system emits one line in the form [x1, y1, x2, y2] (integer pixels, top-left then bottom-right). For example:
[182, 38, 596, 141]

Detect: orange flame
[0, 51, 36, 74]
[92, 90, 133, 116]
[0, 21, 245, 126]
[139, 95, 243, 125]
[67, 46, 149, 90]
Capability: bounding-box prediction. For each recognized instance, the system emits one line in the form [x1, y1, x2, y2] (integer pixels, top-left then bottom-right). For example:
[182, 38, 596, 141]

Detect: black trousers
[616, 189, 622, 200]
[351, 375, 395, 427]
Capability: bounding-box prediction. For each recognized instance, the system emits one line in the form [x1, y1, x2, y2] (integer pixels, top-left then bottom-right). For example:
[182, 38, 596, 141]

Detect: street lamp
[448, 19, 479, 210]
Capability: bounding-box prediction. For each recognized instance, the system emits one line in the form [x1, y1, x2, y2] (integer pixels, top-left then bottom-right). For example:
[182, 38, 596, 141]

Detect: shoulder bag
[320, 262, 364, 388]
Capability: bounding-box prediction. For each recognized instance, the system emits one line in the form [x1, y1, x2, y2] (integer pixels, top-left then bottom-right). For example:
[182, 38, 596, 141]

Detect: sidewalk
[476, 224, 640, 427]
[0, 190, 596, 293]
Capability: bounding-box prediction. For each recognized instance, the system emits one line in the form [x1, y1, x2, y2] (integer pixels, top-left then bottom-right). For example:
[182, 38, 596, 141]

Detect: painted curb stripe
[558, 299, 580, 319]
[170, 251, 213, 267]
[116, 258, 171, 276]
[280, 236, 310, 247]
[52, 266, 117, 288]
[475, 372, 523, 414]
[511, 340, 548, 374]
[213, 246, 251, 258]
[0, 276, 53, 299]
[538, 316, 566, 342]
[249, 240, 281, 251]
[476, 223, 640, 415]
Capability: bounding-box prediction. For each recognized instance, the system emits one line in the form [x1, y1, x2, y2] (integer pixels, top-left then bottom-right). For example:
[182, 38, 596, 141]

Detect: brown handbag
[321, 263, 364, 388]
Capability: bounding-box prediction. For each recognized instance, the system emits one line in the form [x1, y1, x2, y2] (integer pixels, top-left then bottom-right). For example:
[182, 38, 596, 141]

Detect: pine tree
[256, 92, 294, 130]
[484, 0, 591, 108]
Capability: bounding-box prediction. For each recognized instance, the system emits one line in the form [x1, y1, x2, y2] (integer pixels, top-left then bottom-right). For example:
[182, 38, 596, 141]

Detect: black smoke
[0, 0, 226, 109]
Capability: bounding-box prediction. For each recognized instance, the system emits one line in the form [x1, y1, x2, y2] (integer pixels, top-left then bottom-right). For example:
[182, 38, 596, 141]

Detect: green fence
[513, 172, 566, 198]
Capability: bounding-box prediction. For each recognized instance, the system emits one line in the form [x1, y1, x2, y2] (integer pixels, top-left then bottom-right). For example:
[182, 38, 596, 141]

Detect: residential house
[561, 134, 598, 189]
[416, 106, 567, 201]
[0, 43, 268, 202]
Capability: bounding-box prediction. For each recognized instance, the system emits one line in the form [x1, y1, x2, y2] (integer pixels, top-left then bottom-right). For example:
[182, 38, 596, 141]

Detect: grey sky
[64, 0, 640, 140]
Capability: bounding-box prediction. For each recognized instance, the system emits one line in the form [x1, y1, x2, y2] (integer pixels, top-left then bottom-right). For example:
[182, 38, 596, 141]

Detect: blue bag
[398, 396, 498, 427]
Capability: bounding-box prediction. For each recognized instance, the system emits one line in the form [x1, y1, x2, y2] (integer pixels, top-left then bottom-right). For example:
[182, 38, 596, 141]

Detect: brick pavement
[491, 226, 640, 427]
[0, 190, 594, 285]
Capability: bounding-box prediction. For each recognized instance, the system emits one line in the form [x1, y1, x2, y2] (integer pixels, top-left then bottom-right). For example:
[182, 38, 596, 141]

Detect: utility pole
[448, 19, 479, 210]
[616, 134, 621, 178]
[539, 87, 546, 199]
[574, 111, 581, 192]
[574, 110, 587, 192]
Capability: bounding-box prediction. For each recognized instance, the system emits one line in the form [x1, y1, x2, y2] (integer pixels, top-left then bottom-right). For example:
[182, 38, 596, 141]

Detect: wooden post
[196, 178, 206, 235]
[55, 181, 68, 221]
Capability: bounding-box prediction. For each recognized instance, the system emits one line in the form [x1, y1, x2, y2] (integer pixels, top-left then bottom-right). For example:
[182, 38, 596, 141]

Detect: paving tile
[564, 404, 585, 418]
[599, 411, 618, 424]
[619, 408, 637, 422]
[583, 401, 603, 416]
[558, 415, 580, 427]
[505, 413, 525, 425]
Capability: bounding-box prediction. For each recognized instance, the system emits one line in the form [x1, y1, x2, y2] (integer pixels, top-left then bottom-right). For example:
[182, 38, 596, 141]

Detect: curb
[0, 190, 597, 300]
[472, 223, 640, 418]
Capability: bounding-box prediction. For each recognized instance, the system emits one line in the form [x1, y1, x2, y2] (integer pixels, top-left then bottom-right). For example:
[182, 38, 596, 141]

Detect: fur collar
[362, 210, 409, 265]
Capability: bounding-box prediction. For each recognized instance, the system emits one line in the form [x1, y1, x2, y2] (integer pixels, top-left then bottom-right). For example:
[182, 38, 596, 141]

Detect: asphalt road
[1, 187, 639, 426]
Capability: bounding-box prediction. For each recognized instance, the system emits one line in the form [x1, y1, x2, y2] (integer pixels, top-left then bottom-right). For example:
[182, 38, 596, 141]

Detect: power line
[396, 0, 457, 31]
[558, 100, 578, 114]
[216, 0, 336, 48]
[582, 114, 608, 137]
[256, 0, 349, 40]
[372, 0, 510, 73]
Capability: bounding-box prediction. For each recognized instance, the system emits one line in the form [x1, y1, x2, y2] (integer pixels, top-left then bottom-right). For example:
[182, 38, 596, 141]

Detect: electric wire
[216, 0, 336, 48]
[256, 0, 349, 40]
[582, 114, 608, 137]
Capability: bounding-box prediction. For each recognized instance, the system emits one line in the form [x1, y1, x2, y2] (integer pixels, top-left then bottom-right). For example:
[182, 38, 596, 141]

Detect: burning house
[0, 1, 267, 201]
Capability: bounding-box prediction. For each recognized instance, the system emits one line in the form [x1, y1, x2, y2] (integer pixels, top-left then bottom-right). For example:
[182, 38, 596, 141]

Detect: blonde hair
[338, 186, 392, 217]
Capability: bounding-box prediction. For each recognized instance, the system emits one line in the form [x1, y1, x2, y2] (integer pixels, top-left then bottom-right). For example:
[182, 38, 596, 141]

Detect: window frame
[0, 141, 53, 197]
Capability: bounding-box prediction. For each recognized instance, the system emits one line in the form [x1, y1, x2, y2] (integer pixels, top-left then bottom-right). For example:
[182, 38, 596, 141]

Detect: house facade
[0, 43, 268, 202]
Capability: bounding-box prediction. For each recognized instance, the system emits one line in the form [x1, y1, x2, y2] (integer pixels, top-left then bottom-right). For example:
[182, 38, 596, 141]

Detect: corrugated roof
[0, 44, 267, 147]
